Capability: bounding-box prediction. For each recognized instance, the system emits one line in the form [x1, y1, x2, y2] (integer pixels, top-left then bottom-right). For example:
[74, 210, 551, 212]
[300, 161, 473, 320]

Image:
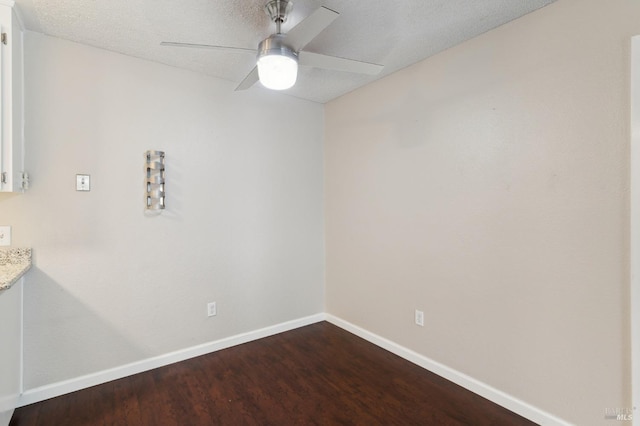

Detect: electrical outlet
[0, 226, 11, 246]
[207, 302, 217, 317]
[415, 309, 424, 327]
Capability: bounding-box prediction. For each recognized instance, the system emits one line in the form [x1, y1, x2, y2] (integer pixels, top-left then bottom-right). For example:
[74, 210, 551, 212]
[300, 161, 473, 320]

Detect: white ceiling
[13, 0, 555, 103]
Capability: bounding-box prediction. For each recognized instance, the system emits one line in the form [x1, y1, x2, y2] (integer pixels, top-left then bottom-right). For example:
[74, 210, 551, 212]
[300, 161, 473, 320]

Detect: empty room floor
[10, 322, 535, 425]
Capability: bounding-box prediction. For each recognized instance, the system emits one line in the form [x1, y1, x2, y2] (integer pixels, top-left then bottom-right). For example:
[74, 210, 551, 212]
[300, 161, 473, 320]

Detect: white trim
[0, 1, 15, 8]
[0, 410, 13, 426]
[18, 313, 326, 407]
[0, 395, 18, 415]
[631, 35, 640, 426]
[325, 314, 572, 426]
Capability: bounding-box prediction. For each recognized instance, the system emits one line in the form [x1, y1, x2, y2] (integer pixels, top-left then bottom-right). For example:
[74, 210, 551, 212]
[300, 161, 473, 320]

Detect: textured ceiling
[14, 0, 555, 103]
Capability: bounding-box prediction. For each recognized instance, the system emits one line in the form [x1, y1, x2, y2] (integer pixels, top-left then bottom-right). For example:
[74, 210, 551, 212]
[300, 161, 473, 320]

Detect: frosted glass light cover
[257, 54, 298, 90]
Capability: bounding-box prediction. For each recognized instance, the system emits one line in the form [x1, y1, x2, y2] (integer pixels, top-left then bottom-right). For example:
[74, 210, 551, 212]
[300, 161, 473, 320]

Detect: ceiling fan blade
[161, 41, 256, 54]
[285, 6, 339, 52]
[235, 66, 260, 91]
[298, 51, 383, 75]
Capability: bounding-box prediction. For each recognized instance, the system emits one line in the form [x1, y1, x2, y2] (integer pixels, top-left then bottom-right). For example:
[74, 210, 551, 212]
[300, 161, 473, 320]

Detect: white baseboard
[325, 314, 572, 426]
[18, 313, 326, 407]
[0, 409, 14, 426]
[19, 312, 571, 426]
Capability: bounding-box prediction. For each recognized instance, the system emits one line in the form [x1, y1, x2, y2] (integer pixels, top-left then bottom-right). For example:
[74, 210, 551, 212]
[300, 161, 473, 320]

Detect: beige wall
[0, 32, 324, 389]
[325, 0, 636, 424]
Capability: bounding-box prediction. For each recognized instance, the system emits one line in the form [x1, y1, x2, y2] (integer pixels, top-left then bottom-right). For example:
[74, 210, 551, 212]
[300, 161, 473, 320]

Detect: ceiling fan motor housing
[258, 34, 297, 61]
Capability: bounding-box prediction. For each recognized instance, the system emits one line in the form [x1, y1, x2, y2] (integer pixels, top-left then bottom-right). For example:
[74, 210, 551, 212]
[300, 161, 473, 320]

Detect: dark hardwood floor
[10, 322, 536, 425]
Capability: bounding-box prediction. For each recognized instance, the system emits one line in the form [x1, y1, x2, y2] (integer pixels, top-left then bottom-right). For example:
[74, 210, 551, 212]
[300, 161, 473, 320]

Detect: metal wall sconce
[145, 151, 165, 211]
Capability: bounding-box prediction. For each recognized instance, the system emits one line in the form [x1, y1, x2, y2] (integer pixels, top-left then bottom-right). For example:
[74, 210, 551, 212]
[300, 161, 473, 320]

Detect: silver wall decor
[145, 151, 165, 211]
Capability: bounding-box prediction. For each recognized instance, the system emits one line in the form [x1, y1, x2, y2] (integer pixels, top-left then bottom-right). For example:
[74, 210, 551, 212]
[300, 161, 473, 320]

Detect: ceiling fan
[161, 0, 384, 91]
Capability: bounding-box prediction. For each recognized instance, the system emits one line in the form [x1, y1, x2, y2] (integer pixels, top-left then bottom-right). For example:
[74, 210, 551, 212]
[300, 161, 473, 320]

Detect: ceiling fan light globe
[257, 53, 298, 90]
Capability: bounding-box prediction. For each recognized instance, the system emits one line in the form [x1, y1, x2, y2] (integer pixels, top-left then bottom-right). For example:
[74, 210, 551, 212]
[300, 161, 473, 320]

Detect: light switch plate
[0, 226, 11, 246]
[76, 174, 90, 191]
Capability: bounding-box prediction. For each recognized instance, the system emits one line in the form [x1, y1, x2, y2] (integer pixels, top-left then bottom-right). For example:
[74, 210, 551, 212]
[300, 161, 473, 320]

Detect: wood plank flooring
[10, 322, 536, 425]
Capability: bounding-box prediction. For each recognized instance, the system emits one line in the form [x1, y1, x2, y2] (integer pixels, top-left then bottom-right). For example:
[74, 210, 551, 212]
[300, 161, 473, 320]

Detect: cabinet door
[0, 12, 4, 189]
[0, 5, 23, 193]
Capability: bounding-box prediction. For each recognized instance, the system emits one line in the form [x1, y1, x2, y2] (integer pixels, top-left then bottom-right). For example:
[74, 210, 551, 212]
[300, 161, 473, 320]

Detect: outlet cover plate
[76, 174, 90, 191]
[0, 226, 11, 246]
[207, 302, 217, 317]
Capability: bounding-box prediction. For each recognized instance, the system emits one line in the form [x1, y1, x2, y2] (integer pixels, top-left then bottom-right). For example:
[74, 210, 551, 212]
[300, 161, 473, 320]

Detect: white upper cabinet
[0, 1, 24, 193]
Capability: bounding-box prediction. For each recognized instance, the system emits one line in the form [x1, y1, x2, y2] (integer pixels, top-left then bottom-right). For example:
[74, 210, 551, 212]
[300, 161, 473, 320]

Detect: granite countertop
[0, 248, 31, 291]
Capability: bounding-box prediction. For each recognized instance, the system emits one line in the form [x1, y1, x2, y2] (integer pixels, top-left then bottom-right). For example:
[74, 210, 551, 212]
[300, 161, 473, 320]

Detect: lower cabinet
[0, 279, 22, 426]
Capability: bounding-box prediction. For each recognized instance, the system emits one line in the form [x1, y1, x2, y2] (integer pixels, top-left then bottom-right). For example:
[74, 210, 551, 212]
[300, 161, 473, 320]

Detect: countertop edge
[0, 263, 31, 292]
[0, 247, 33, 292]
